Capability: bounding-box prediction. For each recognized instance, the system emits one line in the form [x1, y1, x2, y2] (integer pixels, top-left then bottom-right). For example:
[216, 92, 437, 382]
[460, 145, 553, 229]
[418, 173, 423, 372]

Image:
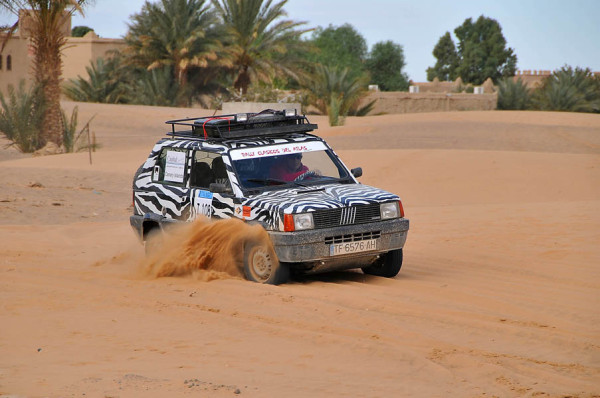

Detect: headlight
[283, 213, 314, 231]
[294, 213, 314, 230]
[380, 202, 400, 220]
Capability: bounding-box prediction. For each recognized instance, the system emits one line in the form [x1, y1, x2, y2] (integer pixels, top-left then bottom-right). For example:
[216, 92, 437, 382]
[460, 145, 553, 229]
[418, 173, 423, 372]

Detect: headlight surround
[294, 213, 314, 230]
[283, 212, 314, 231]
[380, 201, 400, 220]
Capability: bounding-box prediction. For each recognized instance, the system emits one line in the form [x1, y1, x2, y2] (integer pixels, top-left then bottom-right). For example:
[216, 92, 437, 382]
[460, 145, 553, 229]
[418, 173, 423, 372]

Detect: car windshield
[230, 141, 350, 190]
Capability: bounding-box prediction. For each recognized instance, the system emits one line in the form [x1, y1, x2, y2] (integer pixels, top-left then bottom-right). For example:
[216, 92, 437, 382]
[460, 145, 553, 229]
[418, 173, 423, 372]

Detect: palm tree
[63, 57, 125, 103]
[124, 66, 184, 107]
[303, 65, 372, 126]
[531, 66, 600, 113]
[124, 0, 222, 92]
[0, 0, 91, 148]
[497, 77, 531, 110]
[0, 80, 46, 152]
[212, 0, 311, 95]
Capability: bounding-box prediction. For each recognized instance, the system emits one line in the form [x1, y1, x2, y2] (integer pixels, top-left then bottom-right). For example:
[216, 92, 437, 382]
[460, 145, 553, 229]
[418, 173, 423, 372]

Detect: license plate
[330, 239, 378, 256]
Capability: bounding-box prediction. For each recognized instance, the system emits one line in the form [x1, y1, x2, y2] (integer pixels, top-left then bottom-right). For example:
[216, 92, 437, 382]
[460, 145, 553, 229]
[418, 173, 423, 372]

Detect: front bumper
[269, 218, 409, 272]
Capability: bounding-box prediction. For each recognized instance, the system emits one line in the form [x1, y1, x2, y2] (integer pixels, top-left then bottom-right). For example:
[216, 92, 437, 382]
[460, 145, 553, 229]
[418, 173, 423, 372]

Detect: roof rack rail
[165, 109, 318, 140]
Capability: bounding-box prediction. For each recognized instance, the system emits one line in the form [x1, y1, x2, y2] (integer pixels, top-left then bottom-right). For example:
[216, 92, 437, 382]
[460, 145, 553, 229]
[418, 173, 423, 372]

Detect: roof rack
[165, 109, 318, 140]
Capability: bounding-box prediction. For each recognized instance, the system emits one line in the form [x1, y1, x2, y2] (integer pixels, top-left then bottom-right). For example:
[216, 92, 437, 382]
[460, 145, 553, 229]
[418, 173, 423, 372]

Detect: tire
[362, 249, 403, 278]
[243, 241, 289, 284]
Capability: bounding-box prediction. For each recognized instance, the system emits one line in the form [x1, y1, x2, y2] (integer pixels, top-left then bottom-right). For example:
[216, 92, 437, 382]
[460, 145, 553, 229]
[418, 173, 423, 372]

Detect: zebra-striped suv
[130, 109, 409, 284]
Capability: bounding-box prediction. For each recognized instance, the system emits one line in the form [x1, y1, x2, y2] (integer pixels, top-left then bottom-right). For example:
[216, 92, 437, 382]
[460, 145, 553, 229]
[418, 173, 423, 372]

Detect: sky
[2, 0, 599, 82]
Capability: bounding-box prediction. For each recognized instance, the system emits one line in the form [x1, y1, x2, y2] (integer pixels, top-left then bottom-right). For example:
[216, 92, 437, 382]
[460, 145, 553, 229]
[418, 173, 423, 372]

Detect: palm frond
[532, 66, 600, 113]
[124, 0, 221, 97]
[212, 0, 311, 94]
[62, 57, 125, 103]
[497, 77, 531, 110]
[0, 80, 46, 152]
[303, 65, 372, 126]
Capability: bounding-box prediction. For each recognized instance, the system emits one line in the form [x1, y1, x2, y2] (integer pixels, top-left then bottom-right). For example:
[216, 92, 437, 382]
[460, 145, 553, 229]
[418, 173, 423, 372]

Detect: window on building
[6, 55, 11, 71]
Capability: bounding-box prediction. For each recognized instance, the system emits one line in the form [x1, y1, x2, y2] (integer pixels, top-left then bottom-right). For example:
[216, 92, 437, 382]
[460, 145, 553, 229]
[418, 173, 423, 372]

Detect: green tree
[310, 23, 367, 79]
[124, 66, 184, 107]
[454, 15, 517, 85]
[63, 57, 125, 103]
[71, 25, 93, 37]
[497, 77, 531, 110]
[0, 0, 92, 148]
[366, 40, 409, 91]
[426, 31, 458, 81]
[0, 80, 45, 152]
[532, 66, 600, 113]
[212, 0, 311, 95]
[303, 65, 371, 126]
[125, 0, 221, 92]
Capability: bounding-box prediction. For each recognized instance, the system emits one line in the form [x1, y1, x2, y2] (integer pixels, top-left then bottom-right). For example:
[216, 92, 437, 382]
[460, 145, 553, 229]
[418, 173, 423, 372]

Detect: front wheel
[362, 249, 403, 278]
[243, 241, 289, 285]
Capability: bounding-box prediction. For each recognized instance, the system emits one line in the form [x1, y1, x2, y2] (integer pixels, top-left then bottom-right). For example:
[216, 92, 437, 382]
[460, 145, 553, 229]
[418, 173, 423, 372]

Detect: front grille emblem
[312, 204, 381, 229]
[340, 207, 356, 225]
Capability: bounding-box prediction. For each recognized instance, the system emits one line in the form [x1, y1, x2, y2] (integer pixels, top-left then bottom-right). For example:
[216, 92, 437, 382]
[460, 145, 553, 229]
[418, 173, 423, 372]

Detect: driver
[270, 153, 309, 181]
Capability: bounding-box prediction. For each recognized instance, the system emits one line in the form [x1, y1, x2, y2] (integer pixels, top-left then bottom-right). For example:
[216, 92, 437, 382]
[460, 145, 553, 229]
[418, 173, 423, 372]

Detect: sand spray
[140, 217, 276, 281]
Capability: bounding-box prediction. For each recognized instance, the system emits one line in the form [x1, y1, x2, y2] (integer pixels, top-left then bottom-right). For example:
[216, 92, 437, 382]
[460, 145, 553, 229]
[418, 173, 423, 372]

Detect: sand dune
[1, 104, 599, 397]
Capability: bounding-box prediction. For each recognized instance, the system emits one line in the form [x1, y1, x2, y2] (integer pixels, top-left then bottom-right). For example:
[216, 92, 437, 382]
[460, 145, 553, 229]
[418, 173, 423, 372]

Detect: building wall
[0, 9, 124, 96]
[362, 91, 498, 114]
[513, 70, 552, 88]
[411, 77, 497, 94]
[62, 34, 125, 82]
[0, 35, 31, 93]
[412, 78, 460, 93]
[0, 32, 125, 95]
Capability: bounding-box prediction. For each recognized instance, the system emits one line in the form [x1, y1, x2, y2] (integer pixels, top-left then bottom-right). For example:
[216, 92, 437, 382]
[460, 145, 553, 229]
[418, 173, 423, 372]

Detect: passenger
[270, 153, 309, 182]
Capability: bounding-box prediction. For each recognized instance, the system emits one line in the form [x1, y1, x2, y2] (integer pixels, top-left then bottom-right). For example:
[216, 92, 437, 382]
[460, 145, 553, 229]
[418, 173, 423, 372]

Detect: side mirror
[351, 167, 362, 178]
[209, 182, 232, 194]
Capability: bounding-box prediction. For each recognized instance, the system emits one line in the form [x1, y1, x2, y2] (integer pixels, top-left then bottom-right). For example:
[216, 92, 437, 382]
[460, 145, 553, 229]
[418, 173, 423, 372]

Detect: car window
[153, 147, 187, 185]
[190, 150, 232, 191]
[229, 141, 349, 189]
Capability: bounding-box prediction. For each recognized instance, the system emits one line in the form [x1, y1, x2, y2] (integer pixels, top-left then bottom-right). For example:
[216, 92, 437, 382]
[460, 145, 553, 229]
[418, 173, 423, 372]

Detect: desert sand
[1, 102, 599, 397]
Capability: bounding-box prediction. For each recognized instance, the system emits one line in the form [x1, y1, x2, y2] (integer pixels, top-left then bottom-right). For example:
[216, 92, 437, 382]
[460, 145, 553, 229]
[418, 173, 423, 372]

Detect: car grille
[325, 231, 381, 245]
[312, 204, 381, 229]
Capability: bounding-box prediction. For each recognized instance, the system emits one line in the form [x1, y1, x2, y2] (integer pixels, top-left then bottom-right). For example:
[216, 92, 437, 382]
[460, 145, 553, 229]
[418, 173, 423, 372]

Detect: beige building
[511, 69, 600, 88]
[0, 10, 125, 95]
[412, 69, 600, 93]
[411, 76, 496, 94]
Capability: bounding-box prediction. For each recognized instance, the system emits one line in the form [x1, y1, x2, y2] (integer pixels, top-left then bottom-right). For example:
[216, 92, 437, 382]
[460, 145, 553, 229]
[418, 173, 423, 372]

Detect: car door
[189, 150, 234, 220]
[149, 146, 191, 220]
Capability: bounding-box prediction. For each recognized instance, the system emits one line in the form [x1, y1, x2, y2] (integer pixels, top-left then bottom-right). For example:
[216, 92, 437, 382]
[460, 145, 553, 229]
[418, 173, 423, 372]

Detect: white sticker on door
[164, 150, 186, 183]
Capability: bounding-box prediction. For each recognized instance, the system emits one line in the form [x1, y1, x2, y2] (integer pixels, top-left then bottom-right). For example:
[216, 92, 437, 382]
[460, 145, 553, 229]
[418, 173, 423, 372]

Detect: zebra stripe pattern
[133, 136, 399, 231]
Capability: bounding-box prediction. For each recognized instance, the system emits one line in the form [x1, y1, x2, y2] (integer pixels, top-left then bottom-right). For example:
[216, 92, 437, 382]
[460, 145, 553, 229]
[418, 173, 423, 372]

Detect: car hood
[244, 183, 399, 213]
